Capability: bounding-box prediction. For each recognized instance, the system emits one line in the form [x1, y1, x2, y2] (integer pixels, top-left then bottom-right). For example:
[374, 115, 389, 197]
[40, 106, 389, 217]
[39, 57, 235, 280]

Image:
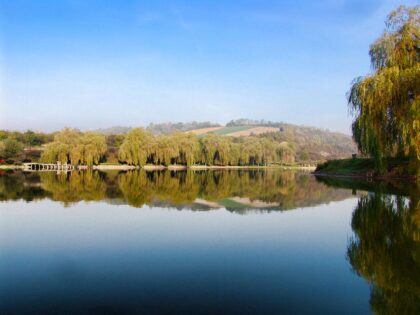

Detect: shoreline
[1, 164, 316, 171]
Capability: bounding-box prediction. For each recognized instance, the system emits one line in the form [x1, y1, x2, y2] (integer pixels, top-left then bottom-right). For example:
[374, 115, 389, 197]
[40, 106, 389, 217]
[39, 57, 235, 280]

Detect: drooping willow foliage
[117, 128, 295, 167]
[348, 6, 420, 172]
[41, 128, 107, 166]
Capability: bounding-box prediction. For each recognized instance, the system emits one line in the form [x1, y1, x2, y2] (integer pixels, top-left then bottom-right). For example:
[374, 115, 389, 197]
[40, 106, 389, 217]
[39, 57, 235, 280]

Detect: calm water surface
[0, 170, 418, 314]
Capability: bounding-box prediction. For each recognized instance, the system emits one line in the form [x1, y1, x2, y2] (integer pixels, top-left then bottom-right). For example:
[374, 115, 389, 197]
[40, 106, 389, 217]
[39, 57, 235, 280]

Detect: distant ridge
[94, 126, 132, 135]
[95, 121, 220, 135]
[95, 119, 357, 162]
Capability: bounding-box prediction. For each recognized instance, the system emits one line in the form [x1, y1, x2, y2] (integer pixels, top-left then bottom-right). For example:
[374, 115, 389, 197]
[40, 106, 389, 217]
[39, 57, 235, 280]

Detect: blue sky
[0, 0, 416, 133]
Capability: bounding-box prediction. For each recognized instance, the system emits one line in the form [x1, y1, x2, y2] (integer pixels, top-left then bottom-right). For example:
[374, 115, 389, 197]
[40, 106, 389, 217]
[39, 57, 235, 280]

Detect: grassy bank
[314, 157, 416, 180]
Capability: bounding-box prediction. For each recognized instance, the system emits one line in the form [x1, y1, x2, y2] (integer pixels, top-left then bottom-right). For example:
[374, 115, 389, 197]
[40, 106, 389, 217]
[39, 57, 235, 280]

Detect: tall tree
[41, 128, 106, 165]
[79, 132, 107, 166]
[118, 128, 154, 166]
[175, 132, 199, 166]
[348, 6, 419, 173]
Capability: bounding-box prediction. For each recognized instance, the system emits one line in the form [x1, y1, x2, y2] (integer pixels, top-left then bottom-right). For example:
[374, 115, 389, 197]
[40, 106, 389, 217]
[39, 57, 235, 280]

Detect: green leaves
[348, 6, 420, 173]
[117, 129, 290, 167]
[118, 128, 154, 166]
[40, 128, 106, 166]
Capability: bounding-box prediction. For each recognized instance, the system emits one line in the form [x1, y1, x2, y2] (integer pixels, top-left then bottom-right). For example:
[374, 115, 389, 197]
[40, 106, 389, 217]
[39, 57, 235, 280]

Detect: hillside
[95, 120, 357, 164]
[190, 126, 280, 137]
[1, 119, 356, 166]
[188, 119, 357, 163]
[95, 121, 221, 136]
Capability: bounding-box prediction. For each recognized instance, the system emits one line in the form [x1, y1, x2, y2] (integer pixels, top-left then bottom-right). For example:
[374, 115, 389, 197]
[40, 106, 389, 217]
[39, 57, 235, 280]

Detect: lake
[0, 170, 418, 314]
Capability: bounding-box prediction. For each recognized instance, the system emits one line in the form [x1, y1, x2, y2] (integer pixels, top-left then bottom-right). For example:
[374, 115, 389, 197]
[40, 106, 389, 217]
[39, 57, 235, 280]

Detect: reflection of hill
[347, 193, 420, 314]
[1, 170, 355, 212]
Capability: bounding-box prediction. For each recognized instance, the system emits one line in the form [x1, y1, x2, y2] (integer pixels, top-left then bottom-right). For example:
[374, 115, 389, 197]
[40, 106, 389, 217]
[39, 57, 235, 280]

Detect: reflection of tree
[40, 171, 107, 206]
[118, 171, 200, 208]
[118, 171, 155, 207]
[0, 171, 48, 201]
[2, 170, 355, 211]
[347, 193, 420, 314]
[117, 170, 353, 210]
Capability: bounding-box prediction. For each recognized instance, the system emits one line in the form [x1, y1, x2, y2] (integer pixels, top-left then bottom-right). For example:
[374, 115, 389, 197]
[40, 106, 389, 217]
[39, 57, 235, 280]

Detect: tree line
[117, 128, 295, 167]
[0, 130, 53, 162]
[0, 127, 297, 166]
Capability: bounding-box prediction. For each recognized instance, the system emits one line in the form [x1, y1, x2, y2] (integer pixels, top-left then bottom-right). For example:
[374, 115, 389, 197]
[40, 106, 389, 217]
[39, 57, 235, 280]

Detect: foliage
[315, 157, 415, 177]
[0, 130, 52, 146]
[117, 129, 293, 166]
[0, 118, 358, 165]
[0, 138, 24, 159]
[348, 6, 420, 173]
[41, 128, 106, 166]
[316, 158, 375, 174]
[0, 130, 53, 162]
[257, 125, 356, 163]
[118, 128, 155, 166]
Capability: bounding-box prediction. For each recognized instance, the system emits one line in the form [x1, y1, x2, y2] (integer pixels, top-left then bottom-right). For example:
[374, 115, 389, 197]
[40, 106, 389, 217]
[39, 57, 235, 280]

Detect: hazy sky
[0, 0, 416, 133]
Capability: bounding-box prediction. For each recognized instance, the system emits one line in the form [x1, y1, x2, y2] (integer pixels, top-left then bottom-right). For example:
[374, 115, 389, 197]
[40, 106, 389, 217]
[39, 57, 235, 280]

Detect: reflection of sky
[0, 198, 369, 314]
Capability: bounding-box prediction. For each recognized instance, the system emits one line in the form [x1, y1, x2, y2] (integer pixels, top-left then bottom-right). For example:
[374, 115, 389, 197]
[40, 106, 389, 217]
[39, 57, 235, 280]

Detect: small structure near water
[23, 162, 75, 171]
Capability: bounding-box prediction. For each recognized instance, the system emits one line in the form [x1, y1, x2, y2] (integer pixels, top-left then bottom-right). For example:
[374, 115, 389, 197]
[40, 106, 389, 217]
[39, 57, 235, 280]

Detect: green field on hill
[212, 126, 254, 135]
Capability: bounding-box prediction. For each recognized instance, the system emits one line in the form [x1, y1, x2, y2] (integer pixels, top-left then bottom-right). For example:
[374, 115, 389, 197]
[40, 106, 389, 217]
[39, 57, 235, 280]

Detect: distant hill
[147, 121, 220, 135]
[190, 126, 279, 137]
[189, 119, 357, 163]
[95, 121, 220, 135]
[95, 119, 357, 163]
[94, 126, 132, 135]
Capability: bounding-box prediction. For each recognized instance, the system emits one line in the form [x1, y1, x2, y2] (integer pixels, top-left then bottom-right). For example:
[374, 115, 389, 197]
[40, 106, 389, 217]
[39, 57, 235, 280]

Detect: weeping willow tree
[153, 134, 179, 165]
[348, 6, 420, 173]
[118, 128, 154, 166]
[41, 128, 106, 166]
[176, 132, 199, 166]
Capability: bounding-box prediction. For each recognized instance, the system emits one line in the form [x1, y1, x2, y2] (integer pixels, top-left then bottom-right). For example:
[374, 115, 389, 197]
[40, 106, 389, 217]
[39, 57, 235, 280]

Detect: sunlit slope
[189, 126, 279, 137]
[188, 123, 357, 162]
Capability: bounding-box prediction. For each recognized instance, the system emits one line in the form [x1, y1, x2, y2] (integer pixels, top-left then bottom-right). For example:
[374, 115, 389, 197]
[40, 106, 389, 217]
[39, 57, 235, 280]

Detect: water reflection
[316, 175, 420, 314]
[41, 171, 108, 205]
[0, 170, 355, 211]
[1, 170, 418, 314]
[347, 193, 420, 314]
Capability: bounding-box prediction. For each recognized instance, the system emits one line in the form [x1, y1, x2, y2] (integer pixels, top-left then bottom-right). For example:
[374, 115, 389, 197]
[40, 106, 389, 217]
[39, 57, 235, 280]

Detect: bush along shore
[314, 157, 417, 181]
